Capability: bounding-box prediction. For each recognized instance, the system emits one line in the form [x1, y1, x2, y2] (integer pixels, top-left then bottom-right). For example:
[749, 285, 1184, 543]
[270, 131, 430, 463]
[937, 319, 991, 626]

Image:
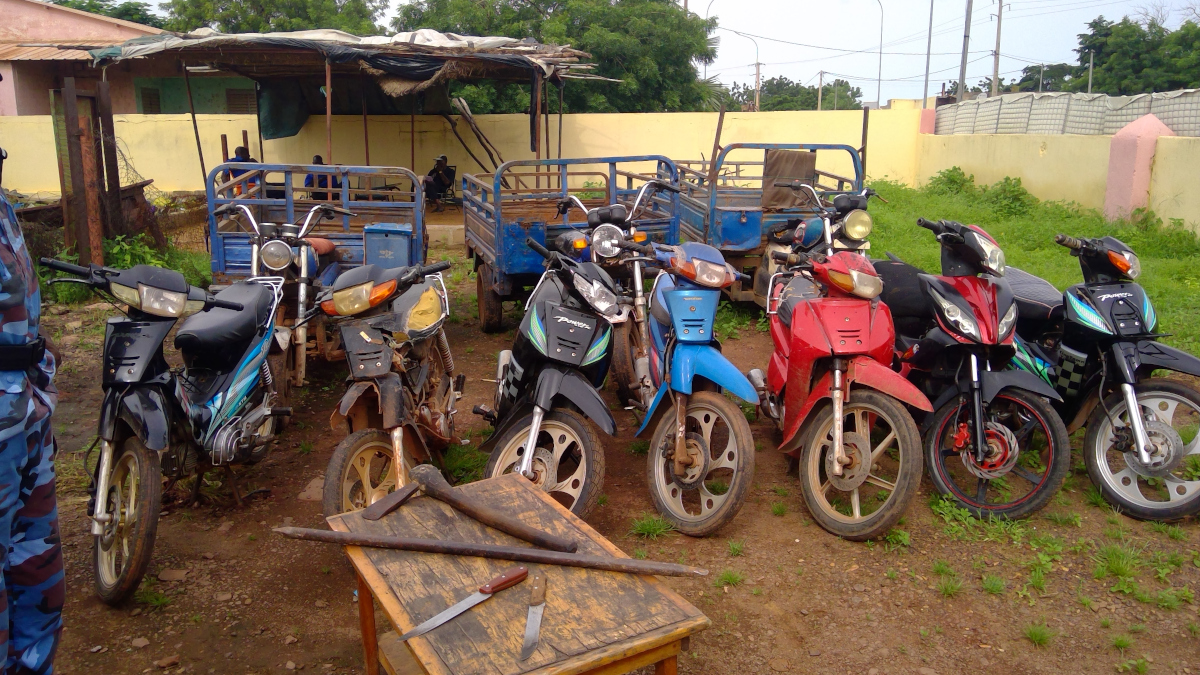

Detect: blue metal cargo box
[364, 223, 414, 268]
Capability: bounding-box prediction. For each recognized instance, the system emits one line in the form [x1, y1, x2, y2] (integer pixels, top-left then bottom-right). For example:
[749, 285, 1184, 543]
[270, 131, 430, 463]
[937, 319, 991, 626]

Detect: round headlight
[260, 239, 293, 271]
[842, 209, 873, 241]
[591, 224, 623, 259]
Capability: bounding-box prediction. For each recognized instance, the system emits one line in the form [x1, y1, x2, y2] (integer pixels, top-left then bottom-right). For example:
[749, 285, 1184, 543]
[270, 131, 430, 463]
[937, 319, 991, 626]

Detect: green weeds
[629, 514, 675, 540]
[713, 569, 746, 588]
[1023, 621, 1055, 648]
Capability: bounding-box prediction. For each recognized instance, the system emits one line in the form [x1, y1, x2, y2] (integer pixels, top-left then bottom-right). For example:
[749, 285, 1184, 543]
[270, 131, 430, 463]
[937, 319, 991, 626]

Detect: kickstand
[224, 465, 244, 508]
[189, 471, 204, 507]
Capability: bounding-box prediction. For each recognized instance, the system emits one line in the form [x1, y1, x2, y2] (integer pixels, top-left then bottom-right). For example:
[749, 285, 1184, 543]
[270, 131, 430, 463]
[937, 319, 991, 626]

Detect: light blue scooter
[626, 240, 759, 536]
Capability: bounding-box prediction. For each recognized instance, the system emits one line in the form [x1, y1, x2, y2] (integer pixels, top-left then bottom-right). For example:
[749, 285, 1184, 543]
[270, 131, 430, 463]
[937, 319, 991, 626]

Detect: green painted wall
[133, 76, 255, 114]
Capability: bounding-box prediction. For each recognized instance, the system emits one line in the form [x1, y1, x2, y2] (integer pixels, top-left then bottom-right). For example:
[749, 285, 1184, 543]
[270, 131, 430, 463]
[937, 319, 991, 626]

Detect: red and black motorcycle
[876, 218, 1071, 519]
[750, 214, 931, 540]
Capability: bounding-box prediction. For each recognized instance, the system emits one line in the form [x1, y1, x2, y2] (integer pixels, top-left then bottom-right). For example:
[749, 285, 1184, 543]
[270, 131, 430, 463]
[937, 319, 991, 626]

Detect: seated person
[304, 155, 342, 201]
[422, 155, 453, 211]
[229, 146, 259, 195]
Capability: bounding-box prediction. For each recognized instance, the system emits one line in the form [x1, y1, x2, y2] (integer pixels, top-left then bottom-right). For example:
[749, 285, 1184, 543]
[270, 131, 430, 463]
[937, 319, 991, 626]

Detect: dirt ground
[41, 247, 1200, 675]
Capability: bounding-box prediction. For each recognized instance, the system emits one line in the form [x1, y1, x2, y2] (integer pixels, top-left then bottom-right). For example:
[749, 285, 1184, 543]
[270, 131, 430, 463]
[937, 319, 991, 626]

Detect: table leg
[357, 572, 379, 675]
[654, 654, 678, 675]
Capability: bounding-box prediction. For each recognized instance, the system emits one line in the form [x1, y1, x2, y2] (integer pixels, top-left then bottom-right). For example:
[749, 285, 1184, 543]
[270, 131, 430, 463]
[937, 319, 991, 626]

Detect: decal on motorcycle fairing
[1067, 292, 1112, 335]
[1012, 338, 1053, 386]
[1143, 294, 1156, 331]
[529, 306, 548, 354]
[1054, 343, 1089, 397]
[582, 325, 611, 366]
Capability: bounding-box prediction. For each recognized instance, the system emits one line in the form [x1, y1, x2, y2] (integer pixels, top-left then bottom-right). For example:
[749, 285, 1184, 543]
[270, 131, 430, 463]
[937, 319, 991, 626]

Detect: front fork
[390, 426, 410, 488]
[830, 358, 849, 477]
[517, 405, 546, 480]
[1120, 383, 1154, 465]
[672, 391, 692, 477]
[631, 259, 653, 405]
[294, 245, 311, 387]
[970, 353, 988, 463]
[90, 439, 116, 535]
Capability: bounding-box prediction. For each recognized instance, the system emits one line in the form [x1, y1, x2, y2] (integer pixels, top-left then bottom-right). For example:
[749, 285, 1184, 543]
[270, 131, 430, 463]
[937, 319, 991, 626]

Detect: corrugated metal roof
[0, 39, 124, 61]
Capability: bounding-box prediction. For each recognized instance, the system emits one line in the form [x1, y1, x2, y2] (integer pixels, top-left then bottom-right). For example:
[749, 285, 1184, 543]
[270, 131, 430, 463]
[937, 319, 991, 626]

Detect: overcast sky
[386, 0, 1182, 105]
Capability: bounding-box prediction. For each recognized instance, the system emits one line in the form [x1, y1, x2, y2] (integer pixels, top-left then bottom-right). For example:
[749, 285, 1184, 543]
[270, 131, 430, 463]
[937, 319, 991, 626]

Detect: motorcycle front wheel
[646, 391, 755, 537]
[94, 436, 162, 606]
[925, 389, 1070, 520]
[798, 390, 923, 541]
[486, 409, 605, 517]
[1084, 379, 1200, 521]
[323, 428, 424, 518]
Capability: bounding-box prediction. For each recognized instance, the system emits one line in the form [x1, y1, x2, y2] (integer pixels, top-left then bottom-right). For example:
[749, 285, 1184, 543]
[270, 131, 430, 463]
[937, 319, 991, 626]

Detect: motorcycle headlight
[330, 281, 372, 316]
[259, 239, 293, 272]
[998, 301, 1018, 339]
[572, 273, 619, 317]
[842, 209, 873, 241]
[139, 284, 187, 317]
[110, 282, 140, 308]
[930, 288, 981, 342]
[591, 224, 623, 259]
[825, 269, 882, 299]
[975, 235, 1006, 276]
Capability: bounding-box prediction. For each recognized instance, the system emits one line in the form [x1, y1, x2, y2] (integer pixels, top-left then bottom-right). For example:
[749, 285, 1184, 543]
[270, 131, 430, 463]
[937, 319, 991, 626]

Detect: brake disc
[527, 447, 559, 489]
[1124, 419, 1185, 479]
[961, 422, 1020, 480]
[826, 432, 872, 492]
[670, 432, 710, 490]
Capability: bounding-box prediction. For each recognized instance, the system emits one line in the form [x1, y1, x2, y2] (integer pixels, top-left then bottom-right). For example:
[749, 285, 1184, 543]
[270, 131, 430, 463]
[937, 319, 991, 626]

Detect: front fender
[1130, 340, 1200, 378]
[101, 387, 171, 451]
[929, 368, 1063, 414]
[535, 366, 616, 435]
[848, 356, 933, 412]
[636, 344, 758, 437]
[330, 372, 407, 432]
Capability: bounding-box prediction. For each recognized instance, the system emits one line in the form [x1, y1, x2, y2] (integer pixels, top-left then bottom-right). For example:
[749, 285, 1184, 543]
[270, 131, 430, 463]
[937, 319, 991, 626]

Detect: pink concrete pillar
[1104, 114, 1174, 221]
[918, 108, 936, 134]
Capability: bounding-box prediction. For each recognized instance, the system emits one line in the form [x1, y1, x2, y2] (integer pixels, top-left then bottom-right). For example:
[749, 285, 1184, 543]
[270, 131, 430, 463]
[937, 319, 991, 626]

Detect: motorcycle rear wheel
[925, 389, 1070, 520]
[798, 390, 923, 541]
[610, 320, 646, 408]
[486, 409, 605, 518]
[646, 391, 755, 537]
[477, 262, 505, 333]
[94, 436, 162, 606]
[1084, 379, 1200, 521]
[323, 429, 413, 518]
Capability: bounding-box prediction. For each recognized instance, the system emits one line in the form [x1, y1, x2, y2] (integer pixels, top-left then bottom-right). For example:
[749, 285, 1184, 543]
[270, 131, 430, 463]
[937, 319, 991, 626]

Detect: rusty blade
[361, 482, 420, 521]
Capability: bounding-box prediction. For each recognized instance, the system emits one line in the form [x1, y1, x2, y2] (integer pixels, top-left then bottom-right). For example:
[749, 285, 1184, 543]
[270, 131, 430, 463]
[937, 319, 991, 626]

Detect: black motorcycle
[475, 236, 626, 517]
[1009, 234, 1200, 520]
[39, 258, 287, 604]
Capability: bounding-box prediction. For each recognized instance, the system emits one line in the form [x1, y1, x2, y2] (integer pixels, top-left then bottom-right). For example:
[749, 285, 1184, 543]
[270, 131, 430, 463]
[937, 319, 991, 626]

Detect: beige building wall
[1147, 137, 1200, 229]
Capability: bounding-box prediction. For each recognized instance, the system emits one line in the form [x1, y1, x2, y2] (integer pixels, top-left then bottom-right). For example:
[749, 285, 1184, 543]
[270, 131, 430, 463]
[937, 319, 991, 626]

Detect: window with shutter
[140, 88, 161, 114]
[226, 89, 257, 114]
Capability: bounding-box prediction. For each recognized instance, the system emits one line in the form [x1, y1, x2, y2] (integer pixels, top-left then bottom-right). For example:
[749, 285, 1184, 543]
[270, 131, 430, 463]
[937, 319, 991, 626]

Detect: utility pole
[991, 0, 1005, 96]
[1038, 63, 1044, 92]
[817, 70, 824, 111]
[873, 0, 884, 108]
[923, 0, 935, 108]
[1087, 51, 1094, 93]
[957, 0, 974, 102]
[754, 60, 762, 111]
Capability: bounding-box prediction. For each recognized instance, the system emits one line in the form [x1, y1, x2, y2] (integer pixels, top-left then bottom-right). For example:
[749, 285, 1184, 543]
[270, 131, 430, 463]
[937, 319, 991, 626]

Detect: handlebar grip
[213, 204, 236, 216]
[916, 218, 940, 232]
[771, 251, 791, 262]
[525, 237, 553, 260]
[1054, 234, 1083, 250]
[39, 258, 90, 276]
[421, 261, 453, 276]
[323, 206, 356, 216]
[773, 181, 795, 188]
[212, 299, 244, 311]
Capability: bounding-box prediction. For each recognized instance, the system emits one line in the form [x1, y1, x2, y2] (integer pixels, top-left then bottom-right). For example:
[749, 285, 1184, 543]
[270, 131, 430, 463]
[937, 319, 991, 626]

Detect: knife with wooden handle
[519, 572, 546, 660]
[399, 566, 528, 642]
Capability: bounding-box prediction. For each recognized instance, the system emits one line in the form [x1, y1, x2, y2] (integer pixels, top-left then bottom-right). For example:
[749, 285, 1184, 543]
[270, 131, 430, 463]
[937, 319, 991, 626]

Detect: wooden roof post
[325, 58, 333, 164]
[361, 87, 370, 165]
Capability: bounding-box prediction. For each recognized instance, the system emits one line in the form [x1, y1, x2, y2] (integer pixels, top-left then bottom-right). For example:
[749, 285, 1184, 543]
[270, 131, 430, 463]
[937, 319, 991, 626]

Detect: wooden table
[328, 474, 709, 675]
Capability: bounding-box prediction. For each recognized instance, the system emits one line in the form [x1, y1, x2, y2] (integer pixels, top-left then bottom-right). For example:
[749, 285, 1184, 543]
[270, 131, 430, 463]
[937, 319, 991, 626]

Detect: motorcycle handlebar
[1055, 234, 1084, 250]
[211, 298, 245, 311]
[420, 260, 453, 276]
[917, 217, 942, 233]
[526, 237, 554, 260]
[320, 205, 356, 217]
[617, 239, 654, 256]
[39, 258, 90, 276]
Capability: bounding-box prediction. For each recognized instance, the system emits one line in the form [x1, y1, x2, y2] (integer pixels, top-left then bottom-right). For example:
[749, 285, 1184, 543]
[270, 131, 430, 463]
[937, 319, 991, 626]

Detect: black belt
[0, 337, 46, 371]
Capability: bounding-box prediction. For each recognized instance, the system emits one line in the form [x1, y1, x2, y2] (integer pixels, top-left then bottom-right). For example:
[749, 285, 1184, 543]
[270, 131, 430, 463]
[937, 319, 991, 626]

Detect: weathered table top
[328, 474, 709, 675]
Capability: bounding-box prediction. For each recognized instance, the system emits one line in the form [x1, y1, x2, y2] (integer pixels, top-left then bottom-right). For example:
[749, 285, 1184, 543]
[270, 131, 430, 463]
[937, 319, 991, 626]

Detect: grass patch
[936, 576, 963, 598]
[134, 580, 171, 608]
[442, 444, 490, 484]
[633, 548, 648, 560]
[1128, 623, 1146, 633]
[1100, 618, 1112, 628]
[931, 560, 955, 578]
[1146, 521, 1186, 541]
[1083, 485, 1108, 508]
[1093, 544, 1143, 580]
[1116, 658, 1150, 674]
[627, 440, 650, 456]
[1023, 622, 1055, 648]
[297, 440, 313, 455]
[727, 540, 744, 557]
[770, 501, 787, 517]
[1110, 634, 1133, 653]
[981, 575, 1005, 595]
[705, 480, 729, 495]
[629, 514, 675, 540]
[884, 529, 911, 552]
[713, 569, 746, 588]
[772, 486, 789, 497]
[596, 494, 608, 507]
[1043, 512, 1082, 528]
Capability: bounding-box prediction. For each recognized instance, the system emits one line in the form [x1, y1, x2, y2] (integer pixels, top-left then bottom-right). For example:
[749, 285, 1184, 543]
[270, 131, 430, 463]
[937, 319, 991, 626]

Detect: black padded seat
[776, 275, 823, 328]
[874, 259, 934, 320]
[1007, 266, 1064, 322]
[649, 273, 675, 327]
[175, 282, 273, 354]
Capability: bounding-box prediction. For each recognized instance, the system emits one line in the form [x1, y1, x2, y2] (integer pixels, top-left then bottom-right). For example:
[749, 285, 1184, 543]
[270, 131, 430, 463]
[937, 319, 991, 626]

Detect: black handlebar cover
[211, 298, 245, 311]
[39, 258, 90, 276]
[1054, 234, 1083, 250]
[526, 237, 554, 260]
[421, 261, 453, 275]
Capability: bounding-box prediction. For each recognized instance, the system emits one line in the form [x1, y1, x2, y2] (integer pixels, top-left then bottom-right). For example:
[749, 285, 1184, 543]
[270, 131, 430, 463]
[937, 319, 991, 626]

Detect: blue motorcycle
[625, 240, 760, 536]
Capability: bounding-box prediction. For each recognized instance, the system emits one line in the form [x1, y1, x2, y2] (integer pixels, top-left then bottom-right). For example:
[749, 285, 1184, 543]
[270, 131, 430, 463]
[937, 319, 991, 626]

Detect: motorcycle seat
[1007, 266, 1064, 322]
[874, 259, 934, 320]
[175, 282, 274, 355]
[649, 272, 674, 327]
[304, 237, 337, 256]
[776, 275, 823, 328]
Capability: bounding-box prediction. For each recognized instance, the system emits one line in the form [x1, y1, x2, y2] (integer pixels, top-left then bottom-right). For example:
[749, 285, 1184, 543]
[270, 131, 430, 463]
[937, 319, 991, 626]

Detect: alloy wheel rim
[1092, 391, 1200, 509]
[97, 452, 140, 588]
[651, 400, 740, 523]
[340, 438, 399, 512]
[496, 420, 588, 509]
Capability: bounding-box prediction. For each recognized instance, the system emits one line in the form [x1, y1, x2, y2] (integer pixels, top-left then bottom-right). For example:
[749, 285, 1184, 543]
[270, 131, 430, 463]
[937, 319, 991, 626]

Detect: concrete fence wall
[1, 109, 1197, 228]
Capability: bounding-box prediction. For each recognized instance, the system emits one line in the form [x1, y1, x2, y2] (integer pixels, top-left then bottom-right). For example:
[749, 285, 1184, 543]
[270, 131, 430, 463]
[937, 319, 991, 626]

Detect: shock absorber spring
[435, 328, 455, 375]
[260, 360, 274, 388]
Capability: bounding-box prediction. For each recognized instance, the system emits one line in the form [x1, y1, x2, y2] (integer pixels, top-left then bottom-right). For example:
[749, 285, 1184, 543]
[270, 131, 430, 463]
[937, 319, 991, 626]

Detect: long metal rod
[361, 88, 370, 165]
[923, 0, 935, 108]
[274, 527, 709, 577]
[182, 64, 207, 187]
[325, 59, 333, 164]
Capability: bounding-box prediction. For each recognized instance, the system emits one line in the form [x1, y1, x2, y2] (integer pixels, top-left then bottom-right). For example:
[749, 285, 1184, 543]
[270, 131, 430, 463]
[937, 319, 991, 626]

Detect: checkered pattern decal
[1054, 344, 1088, 398]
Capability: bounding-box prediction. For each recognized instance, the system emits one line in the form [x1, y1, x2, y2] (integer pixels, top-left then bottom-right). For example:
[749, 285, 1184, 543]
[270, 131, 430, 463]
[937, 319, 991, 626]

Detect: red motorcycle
[876, 218, 1071, 519]
[751, 242, 931, 540]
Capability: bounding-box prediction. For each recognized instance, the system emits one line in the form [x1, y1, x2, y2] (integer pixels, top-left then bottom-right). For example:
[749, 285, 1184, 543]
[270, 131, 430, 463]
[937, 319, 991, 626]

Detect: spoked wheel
[94, 436, 161, 606]
[322, 429, 419, 518]
[646, 391, 755, 537]
[926, 389, 1070, 519]
[1084, 379, 1200, 521]
[798, 390, 923, 541]
[486, 409, 605, 517]
[611, 321, 647, 408]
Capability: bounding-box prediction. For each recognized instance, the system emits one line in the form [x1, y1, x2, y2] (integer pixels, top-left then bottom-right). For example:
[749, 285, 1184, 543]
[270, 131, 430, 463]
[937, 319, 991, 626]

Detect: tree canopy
[54, 0, 164, 27]
[393, 0, 719, 113]
[159, 0, 388, 34]
[725, 76, 862, 111]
